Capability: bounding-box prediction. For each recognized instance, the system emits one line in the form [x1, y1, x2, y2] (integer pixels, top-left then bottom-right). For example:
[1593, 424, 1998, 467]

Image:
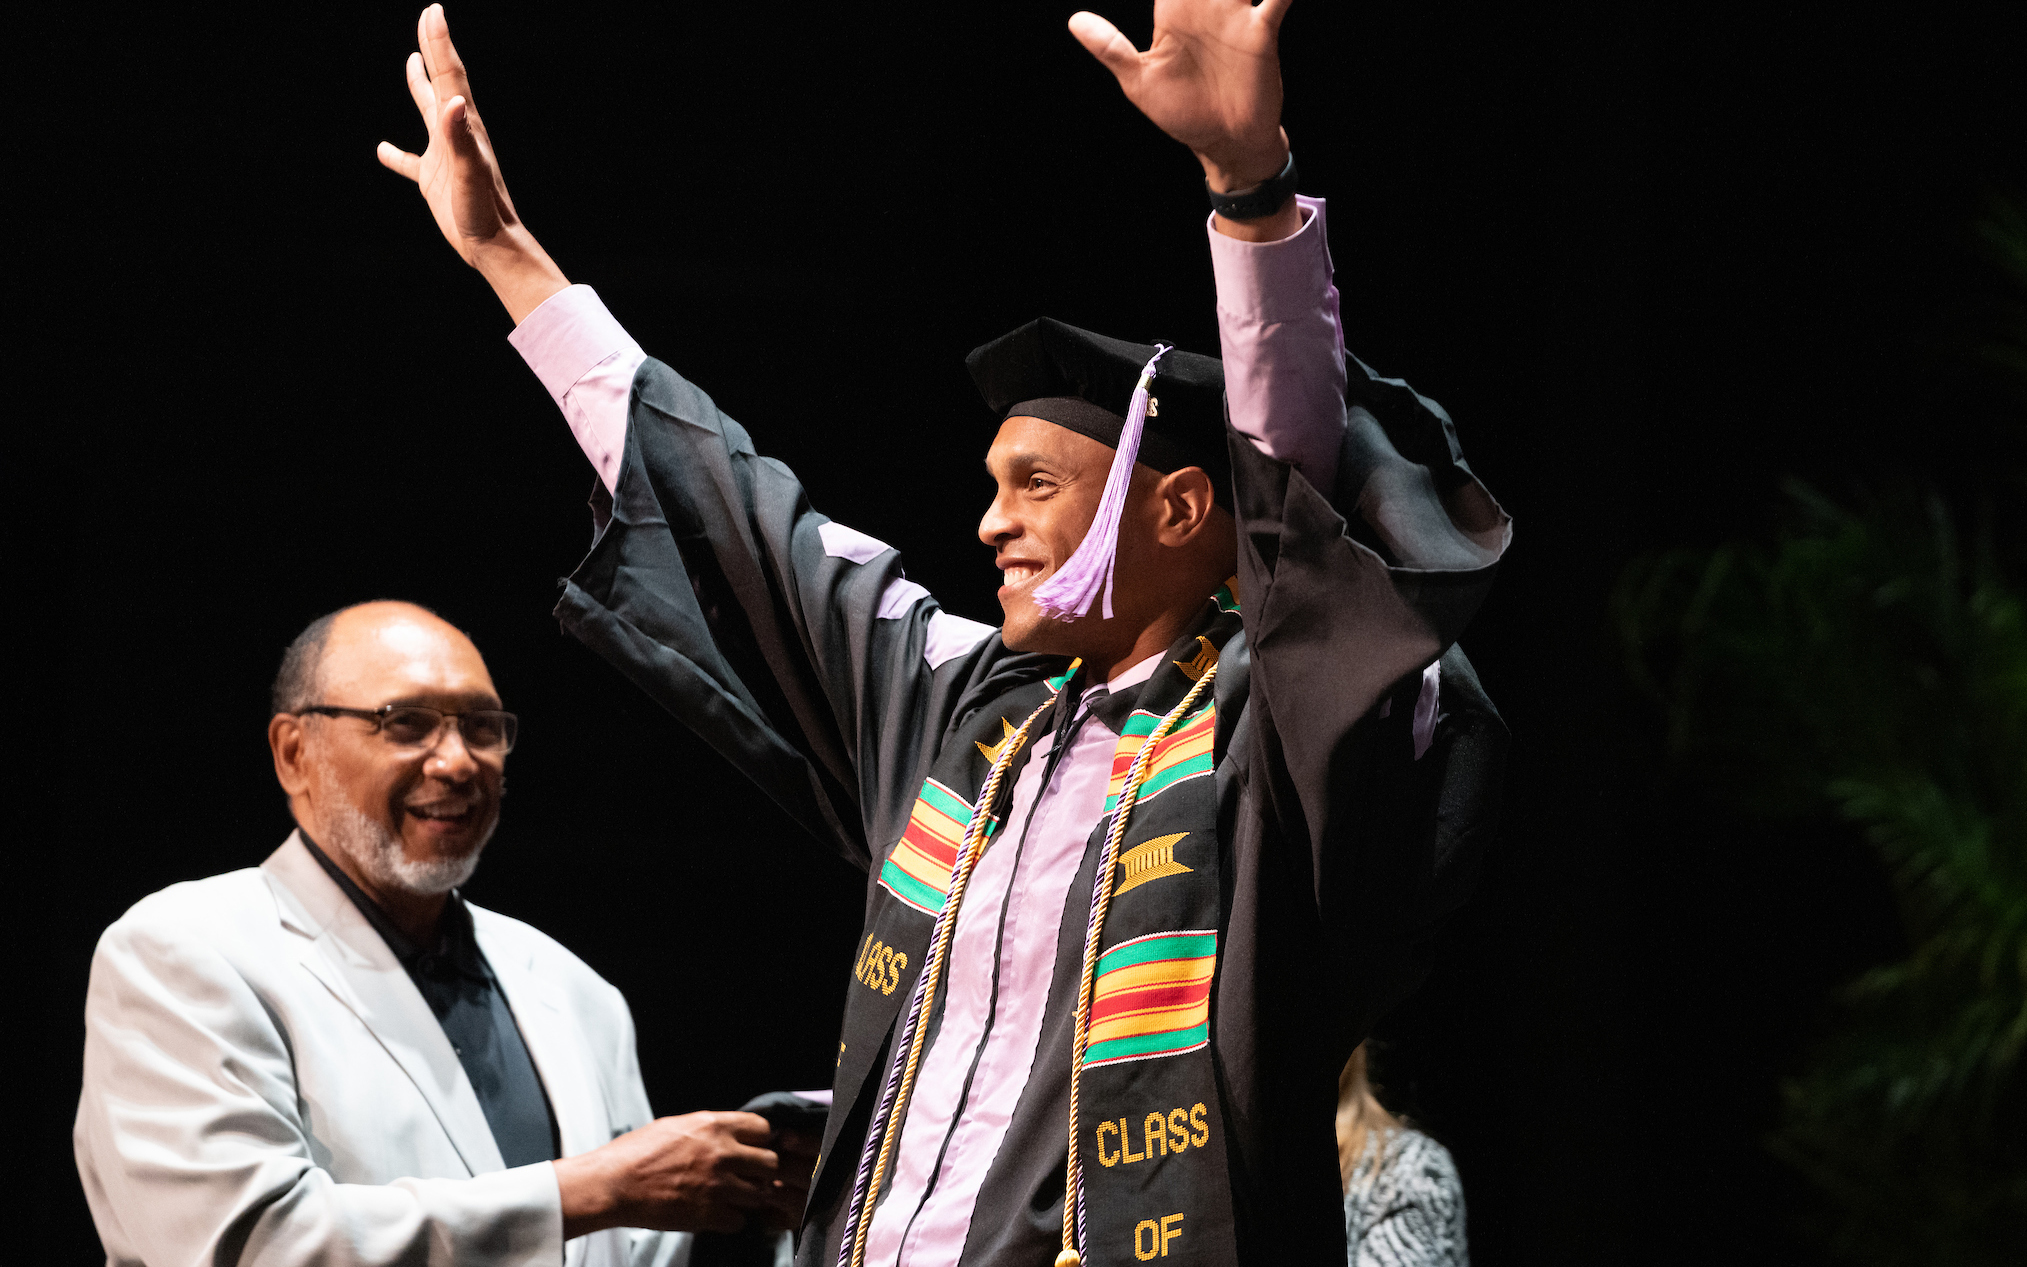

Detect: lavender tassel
[1031, 344, 1173, 622]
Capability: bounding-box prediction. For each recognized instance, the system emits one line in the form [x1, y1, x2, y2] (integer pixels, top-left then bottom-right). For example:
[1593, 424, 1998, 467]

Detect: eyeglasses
[298, 703, 519, 754]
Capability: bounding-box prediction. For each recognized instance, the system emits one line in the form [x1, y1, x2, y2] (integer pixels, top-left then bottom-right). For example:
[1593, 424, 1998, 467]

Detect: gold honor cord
[843, 665, 1078, 1267]
[1057, 660, 1221, 1267]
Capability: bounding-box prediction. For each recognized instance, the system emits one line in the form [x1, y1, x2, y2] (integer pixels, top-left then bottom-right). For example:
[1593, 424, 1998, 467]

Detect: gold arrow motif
[1115, 833, 1193, 894]
[1174, 636, 1218, 683]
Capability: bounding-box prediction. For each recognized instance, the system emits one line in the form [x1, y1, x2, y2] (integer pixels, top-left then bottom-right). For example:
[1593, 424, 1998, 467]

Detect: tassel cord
[1032, 345, 1173, 623]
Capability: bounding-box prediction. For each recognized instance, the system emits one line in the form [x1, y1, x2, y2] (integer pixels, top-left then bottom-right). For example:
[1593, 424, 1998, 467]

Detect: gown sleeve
[536, 312, 1009, 871]
[1215, 197, 1513, 983]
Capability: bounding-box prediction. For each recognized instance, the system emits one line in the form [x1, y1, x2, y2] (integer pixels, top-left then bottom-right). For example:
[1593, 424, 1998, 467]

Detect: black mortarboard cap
[966, 318, 1230, 502]
[967, 318, 1234, 621]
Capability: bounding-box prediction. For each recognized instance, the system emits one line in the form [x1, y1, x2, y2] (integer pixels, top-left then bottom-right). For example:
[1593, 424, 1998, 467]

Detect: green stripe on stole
[877, 859, 949, 914]
[1083, 1022, 1213, 1067]
[1096, 930, 1219, 973]
[915, 779, 973, 825]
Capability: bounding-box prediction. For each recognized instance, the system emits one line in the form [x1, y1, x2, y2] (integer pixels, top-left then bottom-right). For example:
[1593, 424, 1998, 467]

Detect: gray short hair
[271, 602, 443, 715]
[273, 611, 342, 715]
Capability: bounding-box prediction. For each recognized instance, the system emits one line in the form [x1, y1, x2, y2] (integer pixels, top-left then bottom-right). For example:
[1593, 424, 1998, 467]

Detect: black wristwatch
[1206, 152, 1297, 221]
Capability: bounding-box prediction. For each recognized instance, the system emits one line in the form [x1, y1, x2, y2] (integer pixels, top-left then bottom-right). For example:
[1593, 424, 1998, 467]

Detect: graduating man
[378, 2, 1510, 1264]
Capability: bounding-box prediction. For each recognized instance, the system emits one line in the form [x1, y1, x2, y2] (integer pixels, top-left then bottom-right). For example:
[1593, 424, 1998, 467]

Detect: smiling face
[269, 603, 505, 906]
[980, 415, 1120, 656]
[979, 415, 1236, 676]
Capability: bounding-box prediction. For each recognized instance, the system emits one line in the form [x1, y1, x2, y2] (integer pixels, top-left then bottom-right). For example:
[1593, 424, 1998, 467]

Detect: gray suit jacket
[74, 832, 692, 1267]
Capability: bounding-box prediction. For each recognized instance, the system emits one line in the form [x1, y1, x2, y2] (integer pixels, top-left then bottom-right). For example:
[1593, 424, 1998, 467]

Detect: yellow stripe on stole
[1105, 710, 1216, 803]
[888, 797, 965, 888]
[1084, 958, 1216, 1046]
[1086, 997, 1213, 1047]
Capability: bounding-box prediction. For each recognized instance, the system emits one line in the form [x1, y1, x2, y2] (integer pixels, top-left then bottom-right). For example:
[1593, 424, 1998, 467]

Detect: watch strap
[1206, 152, 1297, 221]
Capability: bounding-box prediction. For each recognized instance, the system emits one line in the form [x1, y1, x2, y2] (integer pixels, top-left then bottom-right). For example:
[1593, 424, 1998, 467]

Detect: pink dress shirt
[860, 650, 1160, 1266]
[510, 198, 1438, 1265]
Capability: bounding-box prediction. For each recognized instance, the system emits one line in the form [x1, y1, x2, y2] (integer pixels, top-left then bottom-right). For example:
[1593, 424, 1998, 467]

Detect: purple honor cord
[835, 937, 938, 1266]
[1030, 345, 1174, 623]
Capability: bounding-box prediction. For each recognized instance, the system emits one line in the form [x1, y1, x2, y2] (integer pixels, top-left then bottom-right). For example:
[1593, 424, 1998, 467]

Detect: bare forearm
[553, 1151, 623, 1239]
[473, 228, 571, 326]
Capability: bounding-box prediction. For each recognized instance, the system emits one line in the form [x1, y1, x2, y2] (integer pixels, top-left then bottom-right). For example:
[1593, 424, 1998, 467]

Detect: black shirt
[301, 834, 560, 1168]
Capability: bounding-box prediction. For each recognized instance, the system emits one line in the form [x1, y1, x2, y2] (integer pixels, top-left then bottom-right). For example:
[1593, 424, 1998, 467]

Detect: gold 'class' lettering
[1132, 1215, 1186, 1260]
[1099, 1104, 1209, 1166]
[854, 938, 909, 995]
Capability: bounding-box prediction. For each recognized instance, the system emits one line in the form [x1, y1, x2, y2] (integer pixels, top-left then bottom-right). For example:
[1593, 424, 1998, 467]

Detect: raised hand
[377, 4, 566, 323]
[1069, 0, 1293, 192]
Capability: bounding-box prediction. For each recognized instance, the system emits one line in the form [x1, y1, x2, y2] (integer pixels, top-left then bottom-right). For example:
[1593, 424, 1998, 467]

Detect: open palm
[376, 4, 521, 266]
[1070, 0, 1293, 187]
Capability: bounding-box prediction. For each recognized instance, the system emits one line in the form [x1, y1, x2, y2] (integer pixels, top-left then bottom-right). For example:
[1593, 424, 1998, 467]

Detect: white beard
[314, 766, 493, 897]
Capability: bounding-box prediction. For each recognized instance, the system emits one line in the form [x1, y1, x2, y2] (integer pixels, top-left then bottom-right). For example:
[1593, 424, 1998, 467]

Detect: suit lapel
[262, 833, 507, 1176]
[476, 914, 606, 1160]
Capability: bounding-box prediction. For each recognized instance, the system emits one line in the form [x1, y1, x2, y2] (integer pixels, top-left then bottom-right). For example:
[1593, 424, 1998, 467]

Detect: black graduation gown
[554, 352, 1511, 1267]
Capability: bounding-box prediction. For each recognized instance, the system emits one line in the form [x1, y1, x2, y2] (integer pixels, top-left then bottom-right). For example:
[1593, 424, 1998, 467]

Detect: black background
[28, 2, 2027, 1262]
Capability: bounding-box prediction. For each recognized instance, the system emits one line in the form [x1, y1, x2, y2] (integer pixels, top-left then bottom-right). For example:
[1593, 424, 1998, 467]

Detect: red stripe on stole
[1156, 710, 1215, 763]
[900, 815, 957, 870]
[1110, 709, 1215, 781]
[1090, 979, 1211, 1025]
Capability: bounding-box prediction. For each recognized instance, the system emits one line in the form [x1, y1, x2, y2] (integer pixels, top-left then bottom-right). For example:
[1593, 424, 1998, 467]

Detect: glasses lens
[380, 707, 443, 746]
[463, 712, 516, 752]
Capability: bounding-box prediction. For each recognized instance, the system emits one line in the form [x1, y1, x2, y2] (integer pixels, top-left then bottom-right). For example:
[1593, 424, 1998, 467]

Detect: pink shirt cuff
[507, 284, 646, 494]
[1207, 195, 1348, 496]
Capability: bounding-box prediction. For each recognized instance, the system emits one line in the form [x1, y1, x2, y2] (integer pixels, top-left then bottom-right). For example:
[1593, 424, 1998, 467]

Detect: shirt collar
[1064, 649, 1165, 735]
[1098, 651, 1164, 696]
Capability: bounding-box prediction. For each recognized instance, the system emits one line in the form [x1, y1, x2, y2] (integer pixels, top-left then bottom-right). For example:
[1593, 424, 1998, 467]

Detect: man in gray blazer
[75, 600, 806, 1267]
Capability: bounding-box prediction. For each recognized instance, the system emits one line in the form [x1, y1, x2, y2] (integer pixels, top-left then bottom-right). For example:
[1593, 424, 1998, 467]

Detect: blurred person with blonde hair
[1336, 1044, 1468, 1266]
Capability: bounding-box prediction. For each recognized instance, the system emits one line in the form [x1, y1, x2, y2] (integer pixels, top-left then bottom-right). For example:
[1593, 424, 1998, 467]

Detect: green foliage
[1618, 491, 2027, 1262]
[1979, 198, 2027, 387]
[1615, 201, 2027, 1263]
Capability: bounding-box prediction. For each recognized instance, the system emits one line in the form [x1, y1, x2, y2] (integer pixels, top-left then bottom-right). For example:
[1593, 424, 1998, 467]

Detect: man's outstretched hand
[1070, 0, 1293, 192]
[377, 4, 567, 323]
[554, 1110, 803, 1238]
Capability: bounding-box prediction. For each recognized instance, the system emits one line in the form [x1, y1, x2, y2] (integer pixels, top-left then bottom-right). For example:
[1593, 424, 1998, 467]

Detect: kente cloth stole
[834, 585, 1245, 1267]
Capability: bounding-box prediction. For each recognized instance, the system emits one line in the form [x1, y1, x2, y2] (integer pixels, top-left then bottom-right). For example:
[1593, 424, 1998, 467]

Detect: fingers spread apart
[376, 141, 421, 180]
[419, 4, 474, 110]
[405, 51, 436, 121]
[1068, 11, 1141, 84]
